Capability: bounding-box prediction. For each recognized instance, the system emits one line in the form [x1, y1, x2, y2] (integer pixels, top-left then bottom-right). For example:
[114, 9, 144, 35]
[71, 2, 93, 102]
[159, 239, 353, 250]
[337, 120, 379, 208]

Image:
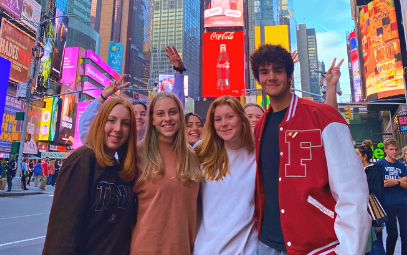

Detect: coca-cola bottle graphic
[217, 44, 230, 90]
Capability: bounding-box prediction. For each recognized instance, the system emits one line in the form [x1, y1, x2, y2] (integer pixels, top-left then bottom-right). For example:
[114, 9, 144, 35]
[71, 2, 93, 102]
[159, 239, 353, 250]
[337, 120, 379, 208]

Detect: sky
[293, 0, 355, 102]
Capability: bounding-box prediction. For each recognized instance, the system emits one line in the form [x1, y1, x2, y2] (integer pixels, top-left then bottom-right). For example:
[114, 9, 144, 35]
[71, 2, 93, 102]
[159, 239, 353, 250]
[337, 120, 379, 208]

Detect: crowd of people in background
[0, 157, 63, 192]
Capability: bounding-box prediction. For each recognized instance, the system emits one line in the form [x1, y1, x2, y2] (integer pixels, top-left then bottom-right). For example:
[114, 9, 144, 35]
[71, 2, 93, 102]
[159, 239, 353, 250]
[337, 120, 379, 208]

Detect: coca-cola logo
[217, 61, 230, 70]
[210, 32, 235, 40]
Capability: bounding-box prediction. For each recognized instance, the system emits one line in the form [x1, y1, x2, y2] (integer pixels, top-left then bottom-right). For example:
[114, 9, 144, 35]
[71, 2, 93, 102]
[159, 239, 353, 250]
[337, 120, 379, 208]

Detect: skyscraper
[297, 24, 321, 101]
[150, 0, 200, 100]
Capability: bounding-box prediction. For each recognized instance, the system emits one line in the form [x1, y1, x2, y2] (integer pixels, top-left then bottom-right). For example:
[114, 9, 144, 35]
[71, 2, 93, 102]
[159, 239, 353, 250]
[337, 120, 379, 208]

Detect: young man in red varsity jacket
[250, 44, 371, 255]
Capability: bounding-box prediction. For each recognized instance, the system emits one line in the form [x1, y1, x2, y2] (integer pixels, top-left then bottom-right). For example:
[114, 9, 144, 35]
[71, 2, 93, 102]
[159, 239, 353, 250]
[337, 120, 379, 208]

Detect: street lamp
[9, 15, 75, 190]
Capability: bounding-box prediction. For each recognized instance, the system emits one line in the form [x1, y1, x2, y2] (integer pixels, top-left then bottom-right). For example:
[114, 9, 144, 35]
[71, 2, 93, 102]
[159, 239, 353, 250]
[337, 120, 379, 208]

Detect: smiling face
[244, 105, 264, 133]
[257, 64, 292, 99]
[186, 115, 203, 145]
[133, 104, 147, 133]
[214, 104, 243, 150]
[104, 104, 131, 156]
[152, 97, 181, 142]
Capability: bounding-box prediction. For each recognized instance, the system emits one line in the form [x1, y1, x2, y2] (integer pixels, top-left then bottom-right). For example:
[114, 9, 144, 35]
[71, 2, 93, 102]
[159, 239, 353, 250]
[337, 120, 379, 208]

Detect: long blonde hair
[86, 97, 138, 182]
[196, 96, 254, 181]
[138, 92, 201, 183]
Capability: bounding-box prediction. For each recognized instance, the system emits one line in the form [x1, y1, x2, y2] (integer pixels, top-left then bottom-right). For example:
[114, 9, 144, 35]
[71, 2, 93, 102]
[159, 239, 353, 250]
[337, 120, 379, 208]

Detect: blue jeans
[368, 229, 385, 255]
[385, 204, 407, 255]
[7, 175, 12, 191]
[46, 175, 53, 185]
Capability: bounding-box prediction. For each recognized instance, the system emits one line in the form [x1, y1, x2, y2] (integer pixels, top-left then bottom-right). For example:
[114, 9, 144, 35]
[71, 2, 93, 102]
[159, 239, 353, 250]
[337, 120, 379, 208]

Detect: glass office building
[150, 0, 200, 100]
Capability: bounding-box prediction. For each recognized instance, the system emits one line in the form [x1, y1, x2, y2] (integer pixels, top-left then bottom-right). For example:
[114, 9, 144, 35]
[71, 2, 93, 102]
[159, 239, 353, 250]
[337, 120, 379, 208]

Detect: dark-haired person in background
[356, 140, 386, 255]
[250, 44, 370, 255]
[6, 156, 16, 192]
[185, 112, 204, 147]
[377, 138, 407, 255]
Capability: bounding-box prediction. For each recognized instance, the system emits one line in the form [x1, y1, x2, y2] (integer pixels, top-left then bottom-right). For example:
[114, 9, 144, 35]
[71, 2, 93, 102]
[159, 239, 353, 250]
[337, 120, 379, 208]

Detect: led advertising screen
[38, 20, 55, 88]
[204, 0, 244, 28]
[0, 96, 23, 152]
[108, 42, 123, 75]
[0, 0, 23, 18]
[158, 75, 189, 97]
[21, 0, 41, 31]
[83, 64, 112, 87]
[58, 85, 77, 145]
[39, 97, 60, 141]
[400, 0, 407, 52]
[83, 81, 102, 99]
[349, 30, 363, 102]
[24, 103, 42, 154]
[51, 8, 69, 77]
[73, 102, 90, 149]
[0, 56, 11, 140]
[203, 31, 245, 98]
[82, 50, 121, 80]
[0, 19, 35, 83]
[359, 0, 405, 100]
[60, 47, 80, 89]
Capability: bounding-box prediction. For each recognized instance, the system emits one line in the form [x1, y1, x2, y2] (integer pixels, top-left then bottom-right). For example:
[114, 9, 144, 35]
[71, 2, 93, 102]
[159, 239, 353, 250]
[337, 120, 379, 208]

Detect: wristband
[100, 93, 107, 101]
[173, 66, 186, 72]
[398, 181, 401, 187]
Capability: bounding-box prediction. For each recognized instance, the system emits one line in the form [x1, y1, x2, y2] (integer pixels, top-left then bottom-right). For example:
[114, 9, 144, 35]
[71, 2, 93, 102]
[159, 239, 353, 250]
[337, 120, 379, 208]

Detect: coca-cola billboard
[204, 0, 244, 28]
[203, 31, 245, 98]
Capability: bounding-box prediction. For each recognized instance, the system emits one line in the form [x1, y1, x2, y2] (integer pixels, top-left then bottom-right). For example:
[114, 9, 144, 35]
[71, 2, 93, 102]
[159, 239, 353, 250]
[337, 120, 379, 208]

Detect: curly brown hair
[249, 44, 294, 81]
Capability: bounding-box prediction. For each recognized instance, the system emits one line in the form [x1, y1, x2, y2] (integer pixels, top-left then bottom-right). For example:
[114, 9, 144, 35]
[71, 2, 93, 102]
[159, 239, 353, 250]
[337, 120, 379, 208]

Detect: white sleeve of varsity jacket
[322, 122, 371, 255]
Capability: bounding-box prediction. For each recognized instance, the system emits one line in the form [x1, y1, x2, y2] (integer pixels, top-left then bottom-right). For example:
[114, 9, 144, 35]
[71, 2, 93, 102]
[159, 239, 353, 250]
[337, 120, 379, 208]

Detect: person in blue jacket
[33, 160, 42, 187]
[79, 45, 186, 145]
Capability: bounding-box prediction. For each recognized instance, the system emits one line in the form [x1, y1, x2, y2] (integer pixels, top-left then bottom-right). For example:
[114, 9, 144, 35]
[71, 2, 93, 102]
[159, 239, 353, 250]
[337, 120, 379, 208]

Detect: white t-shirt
[194, 147, 258, 255]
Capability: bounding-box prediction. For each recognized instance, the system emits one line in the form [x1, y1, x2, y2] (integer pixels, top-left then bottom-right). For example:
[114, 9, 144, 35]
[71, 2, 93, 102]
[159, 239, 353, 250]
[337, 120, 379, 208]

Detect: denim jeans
[7, 175, 12, 191]
[385, 204, 407, 255]
[257, 241, 287, 255]
[368, 229, 385, 255]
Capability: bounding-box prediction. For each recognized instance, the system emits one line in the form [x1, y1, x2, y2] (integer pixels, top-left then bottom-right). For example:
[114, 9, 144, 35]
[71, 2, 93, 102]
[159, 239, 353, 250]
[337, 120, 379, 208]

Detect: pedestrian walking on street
[377, 138, 407, 255]
[33, 160, 42, 187]
[27, 160, 34, 186]
[250, 44, 370, 254]
[39, 158, 49, 190]
[43, 96, 138, 255]
[51, 160, 60, 186]
[130, 92, 201, 255]
[6, 156, 16, 192]
[20, 158, 29, 190]
[47, 160, 55, 185]
[194, 96, 257, 254]
[357, 140, 386, 255]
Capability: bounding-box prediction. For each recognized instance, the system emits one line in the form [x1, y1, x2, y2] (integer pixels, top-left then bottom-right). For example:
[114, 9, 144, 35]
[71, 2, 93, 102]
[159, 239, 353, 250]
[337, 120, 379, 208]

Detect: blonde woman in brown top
[131, 91, 202, 255]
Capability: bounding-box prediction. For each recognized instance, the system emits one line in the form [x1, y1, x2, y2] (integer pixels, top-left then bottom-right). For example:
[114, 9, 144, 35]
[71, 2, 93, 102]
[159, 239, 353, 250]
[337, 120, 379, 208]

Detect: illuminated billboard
[82, 50, 121, 80]
[83, 64, 112, 87]
[204, 0, 244, 28]
[0, 0, 23, 18]
[158, 74, 189, 97]
[359, 0, 405, 100]
[38, 20, 55, 88]
[0, 96, 23, 152]
[349, 30, 363, 102]
[21, 0, 41, 31]
[60, 47, 81, 89]
[58, 85, 77, 145]
[39, 97, 60, 141]
[108, 42, 123, 75]
[73, 102, 90, 149]
[51, 8, 69, 77]
[202, 31, 245, 98]
[0, 19, 35, 83]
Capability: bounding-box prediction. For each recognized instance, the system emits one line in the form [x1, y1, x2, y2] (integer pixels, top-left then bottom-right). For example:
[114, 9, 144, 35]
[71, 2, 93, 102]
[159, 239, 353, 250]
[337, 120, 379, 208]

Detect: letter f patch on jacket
[284, 129, 322, 177]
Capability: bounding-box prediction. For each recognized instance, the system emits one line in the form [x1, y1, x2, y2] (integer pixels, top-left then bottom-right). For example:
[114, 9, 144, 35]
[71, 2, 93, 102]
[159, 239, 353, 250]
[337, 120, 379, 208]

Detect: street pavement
[0, 185, 403, 254]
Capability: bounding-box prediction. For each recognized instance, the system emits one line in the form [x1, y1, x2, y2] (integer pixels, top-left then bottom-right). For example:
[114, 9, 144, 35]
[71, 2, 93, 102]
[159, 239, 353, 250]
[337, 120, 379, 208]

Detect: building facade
[297, 24, 321, 101]
[150, 0, 200, 100]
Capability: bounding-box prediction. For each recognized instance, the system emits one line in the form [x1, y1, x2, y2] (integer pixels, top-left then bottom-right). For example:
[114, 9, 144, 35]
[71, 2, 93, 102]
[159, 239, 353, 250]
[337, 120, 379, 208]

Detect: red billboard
[0, 19, 35, 82]
[202, 31, 245, 98]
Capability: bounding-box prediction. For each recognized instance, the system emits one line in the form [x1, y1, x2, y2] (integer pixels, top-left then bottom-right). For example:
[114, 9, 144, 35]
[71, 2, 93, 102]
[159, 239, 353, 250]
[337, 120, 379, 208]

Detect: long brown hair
[196, 96, 254, 181]
[86, 97, 138, 182]
[138, 92, 201, 183]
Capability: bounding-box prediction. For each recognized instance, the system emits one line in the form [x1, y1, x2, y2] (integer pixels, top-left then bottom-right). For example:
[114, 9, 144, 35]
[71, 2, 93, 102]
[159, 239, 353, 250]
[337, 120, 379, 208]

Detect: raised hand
[164, 45, 185, 70]
[325, 58, 344, 87]
[101, 74, 131, 99]
[291, 50, 300, 64]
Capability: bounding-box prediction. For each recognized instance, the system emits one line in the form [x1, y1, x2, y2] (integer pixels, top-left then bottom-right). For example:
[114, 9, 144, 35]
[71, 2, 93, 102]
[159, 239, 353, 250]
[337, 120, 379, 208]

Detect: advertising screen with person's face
[359, 0, 405, 100]
[51, 8, 69, 77]
[204, 0, 244, 28]
[202, 31, 245, 98]
[58, 85, 77, 145]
